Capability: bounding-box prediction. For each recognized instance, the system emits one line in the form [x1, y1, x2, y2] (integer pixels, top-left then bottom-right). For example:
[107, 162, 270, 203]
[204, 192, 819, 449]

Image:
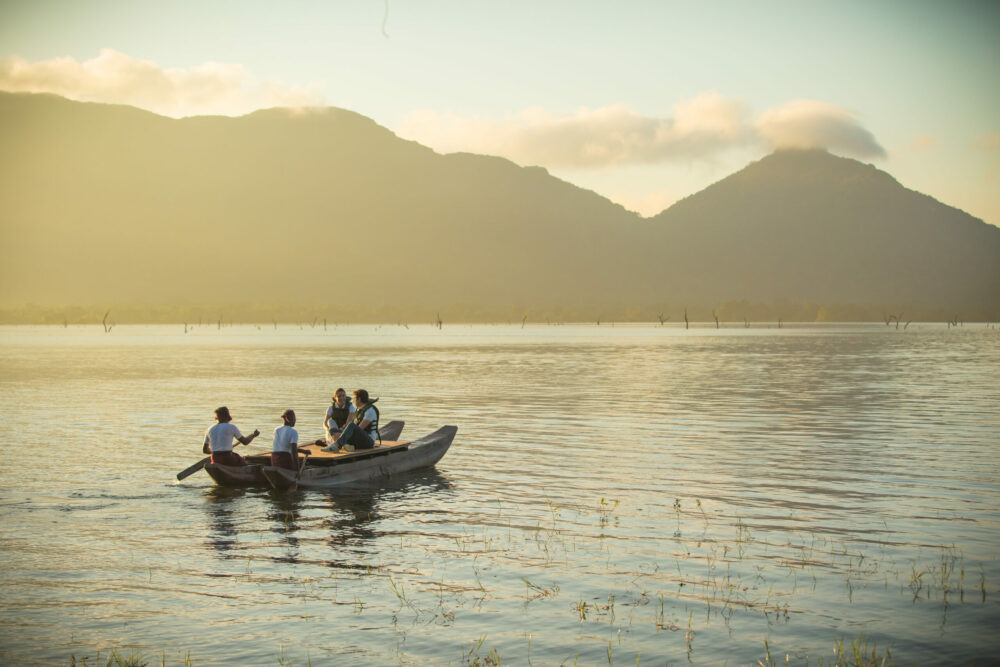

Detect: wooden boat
[204, 420, 405, 488]
[260, 425, 457, 490]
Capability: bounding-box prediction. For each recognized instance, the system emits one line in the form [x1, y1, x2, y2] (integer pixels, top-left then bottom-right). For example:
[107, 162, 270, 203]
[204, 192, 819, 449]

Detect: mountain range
[1, 91, 997, 322]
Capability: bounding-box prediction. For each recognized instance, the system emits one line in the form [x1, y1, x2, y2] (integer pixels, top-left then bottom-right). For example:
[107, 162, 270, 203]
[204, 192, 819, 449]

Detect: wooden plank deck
[243, 436, 412, 467]
[299, 440, 410, 460]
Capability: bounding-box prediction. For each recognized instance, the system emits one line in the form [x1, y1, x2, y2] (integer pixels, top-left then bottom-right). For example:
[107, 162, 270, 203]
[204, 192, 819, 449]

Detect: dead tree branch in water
[102, 310, 112, 333]
[683, 308, 689, 330]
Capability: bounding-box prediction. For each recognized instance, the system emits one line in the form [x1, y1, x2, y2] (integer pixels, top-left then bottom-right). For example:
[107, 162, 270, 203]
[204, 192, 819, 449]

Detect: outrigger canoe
[204, 421, 457, 490]
[203, 420, 405, 488]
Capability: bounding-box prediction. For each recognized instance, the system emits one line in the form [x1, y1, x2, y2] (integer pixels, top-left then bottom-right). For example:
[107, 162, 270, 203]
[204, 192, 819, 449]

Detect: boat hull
[261, 425, 456, 490]
[204, 463, 265, 487]
[204, 420, 407, 488]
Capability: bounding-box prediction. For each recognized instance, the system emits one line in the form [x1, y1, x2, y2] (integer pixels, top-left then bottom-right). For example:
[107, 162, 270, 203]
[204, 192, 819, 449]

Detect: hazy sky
[1, 0, 998, 223]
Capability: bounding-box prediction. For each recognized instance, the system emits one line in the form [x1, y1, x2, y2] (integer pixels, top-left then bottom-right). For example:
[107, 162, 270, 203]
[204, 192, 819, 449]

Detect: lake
[0, 323, 998, 665]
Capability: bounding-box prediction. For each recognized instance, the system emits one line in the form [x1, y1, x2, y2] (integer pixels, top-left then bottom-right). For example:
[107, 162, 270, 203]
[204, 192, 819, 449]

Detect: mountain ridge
[1, 92, 997, 320]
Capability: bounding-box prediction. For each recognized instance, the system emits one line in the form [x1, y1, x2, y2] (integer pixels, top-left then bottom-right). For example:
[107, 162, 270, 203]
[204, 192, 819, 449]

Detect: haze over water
[0, 323, 998, 665]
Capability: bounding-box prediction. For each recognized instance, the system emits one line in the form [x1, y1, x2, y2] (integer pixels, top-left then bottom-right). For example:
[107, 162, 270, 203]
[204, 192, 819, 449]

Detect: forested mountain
[1, 92, 997, 321]
[643, 149, 1000, 312]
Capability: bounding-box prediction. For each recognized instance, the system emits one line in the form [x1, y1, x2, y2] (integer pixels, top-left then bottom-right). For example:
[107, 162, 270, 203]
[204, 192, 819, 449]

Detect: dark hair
[353, 389, 369, 404]
[214, 406, 230, 419]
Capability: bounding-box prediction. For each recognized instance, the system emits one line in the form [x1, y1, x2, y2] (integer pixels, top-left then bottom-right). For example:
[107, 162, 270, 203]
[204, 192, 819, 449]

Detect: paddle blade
[176, 456, 210, 481]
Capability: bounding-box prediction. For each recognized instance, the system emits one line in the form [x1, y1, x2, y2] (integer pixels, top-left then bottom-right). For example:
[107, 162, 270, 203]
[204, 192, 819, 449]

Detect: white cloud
[398, 92, 751, 168]
[0, 49, 324, 117]
[0, 53, 888, 168]
[400, 94, 886, 168]
[907, 136, 939, 152]
[755, 100, 886, 158]
[974, 132, 1000, 152]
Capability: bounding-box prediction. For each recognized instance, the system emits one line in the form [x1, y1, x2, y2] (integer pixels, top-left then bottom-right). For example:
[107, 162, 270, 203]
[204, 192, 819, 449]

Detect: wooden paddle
[176, 434, 257, 481]
[288, 450, 309, 492]
[176, 456, 210, 481]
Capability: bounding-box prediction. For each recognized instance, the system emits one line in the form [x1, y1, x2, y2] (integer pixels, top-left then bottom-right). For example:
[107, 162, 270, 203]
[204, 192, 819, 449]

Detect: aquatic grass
[67, 649, 198, 667]
[521, 577, 559, 601]
[832, 633, 892, 667]
[757, 632, 894, 666]
[83, 496, 990, 666]
[464, 636, 501, 666]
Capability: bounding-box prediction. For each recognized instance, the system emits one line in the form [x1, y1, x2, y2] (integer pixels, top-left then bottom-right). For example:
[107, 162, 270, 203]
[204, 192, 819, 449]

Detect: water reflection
[265, 490, 307, 562]
[322, 490, 379, 562]
[4, 325, 997, 665]
[320, 470, 455, 569]
[202, 486, 247, 557]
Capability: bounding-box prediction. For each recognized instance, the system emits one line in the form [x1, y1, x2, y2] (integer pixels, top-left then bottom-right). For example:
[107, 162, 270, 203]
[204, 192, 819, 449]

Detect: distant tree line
[0, 301, 996, 325]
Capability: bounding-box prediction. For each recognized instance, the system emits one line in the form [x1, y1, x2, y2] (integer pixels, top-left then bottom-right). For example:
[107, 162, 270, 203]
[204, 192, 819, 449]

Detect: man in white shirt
[271, 409, 301, 471]
[203, 406, 260, 466]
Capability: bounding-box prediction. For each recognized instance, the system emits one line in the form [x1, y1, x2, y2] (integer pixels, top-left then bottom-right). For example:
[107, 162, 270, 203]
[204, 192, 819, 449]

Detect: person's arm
[357, 409, 373, 431]
[237, 429, 260, 446]
[203, 434, 211, 455]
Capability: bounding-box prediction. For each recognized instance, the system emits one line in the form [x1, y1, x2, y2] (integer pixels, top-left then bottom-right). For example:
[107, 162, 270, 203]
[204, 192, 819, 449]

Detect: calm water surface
[0, 323, 998, 665]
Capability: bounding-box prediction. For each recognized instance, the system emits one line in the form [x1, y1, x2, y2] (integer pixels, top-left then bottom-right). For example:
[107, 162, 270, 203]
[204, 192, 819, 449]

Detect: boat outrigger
[202, 421, 457, 490]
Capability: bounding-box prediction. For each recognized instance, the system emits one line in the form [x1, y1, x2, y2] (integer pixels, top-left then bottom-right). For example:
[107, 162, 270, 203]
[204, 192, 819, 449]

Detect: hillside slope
[645, 149, 1000, 309]
[2, 93, 997, 318]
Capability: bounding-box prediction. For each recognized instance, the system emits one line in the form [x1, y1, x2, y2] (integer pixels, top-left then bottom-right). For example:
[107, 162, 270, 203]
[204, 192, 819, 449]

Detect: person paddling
[271, 409, 302, 472]
[322, 388, 355, 447]
[203, 406, 260, 466]
[324, 389, 379, 452]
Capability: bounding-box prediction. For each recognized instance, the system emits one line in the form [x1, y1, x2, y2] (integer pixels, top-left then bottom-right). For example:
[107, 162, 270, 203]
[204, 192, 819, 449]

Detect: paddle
[288, 450, 309, 492]
[176, 433, 258, 481]
[176, 456, 210, 481]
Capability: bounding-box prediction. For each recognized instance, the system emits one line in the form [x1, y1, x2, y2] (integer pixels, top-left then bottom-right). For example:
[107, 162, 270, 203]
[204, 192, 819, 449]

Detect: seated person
[323, 389, 379, 452]
[203, 406, 260, 466]
[271, 409, 301, 471]
[323, 388, 355, 446]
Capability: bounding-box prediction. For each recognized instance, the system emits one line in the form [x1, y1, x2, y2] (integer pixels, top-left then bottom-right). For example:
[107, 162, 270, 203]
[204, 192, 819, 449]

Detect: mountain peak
[735, 148, 899, 189]
[0, 92, 997, 318]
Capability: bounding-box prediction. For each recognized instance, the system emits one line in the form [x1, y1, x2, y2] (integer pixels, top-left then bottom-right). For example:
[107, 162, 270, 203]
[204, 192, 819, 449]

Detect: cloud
[400, 95, 886, 168]
[0, 49, 324, 117]
[398, 92, 751, 168]
[755, 100, 886, 158]
[973, 132, 1000, 152]
[907, 136, 939, 152]
[1, 53, 887, 167]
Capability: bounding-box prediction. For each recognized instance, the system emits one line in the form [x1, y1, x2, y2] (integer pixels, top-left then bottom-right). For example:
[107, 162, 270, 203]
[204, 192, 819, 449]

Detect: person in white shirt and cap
[271, 409, 301, 472]
[203, 406, 260, 466]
